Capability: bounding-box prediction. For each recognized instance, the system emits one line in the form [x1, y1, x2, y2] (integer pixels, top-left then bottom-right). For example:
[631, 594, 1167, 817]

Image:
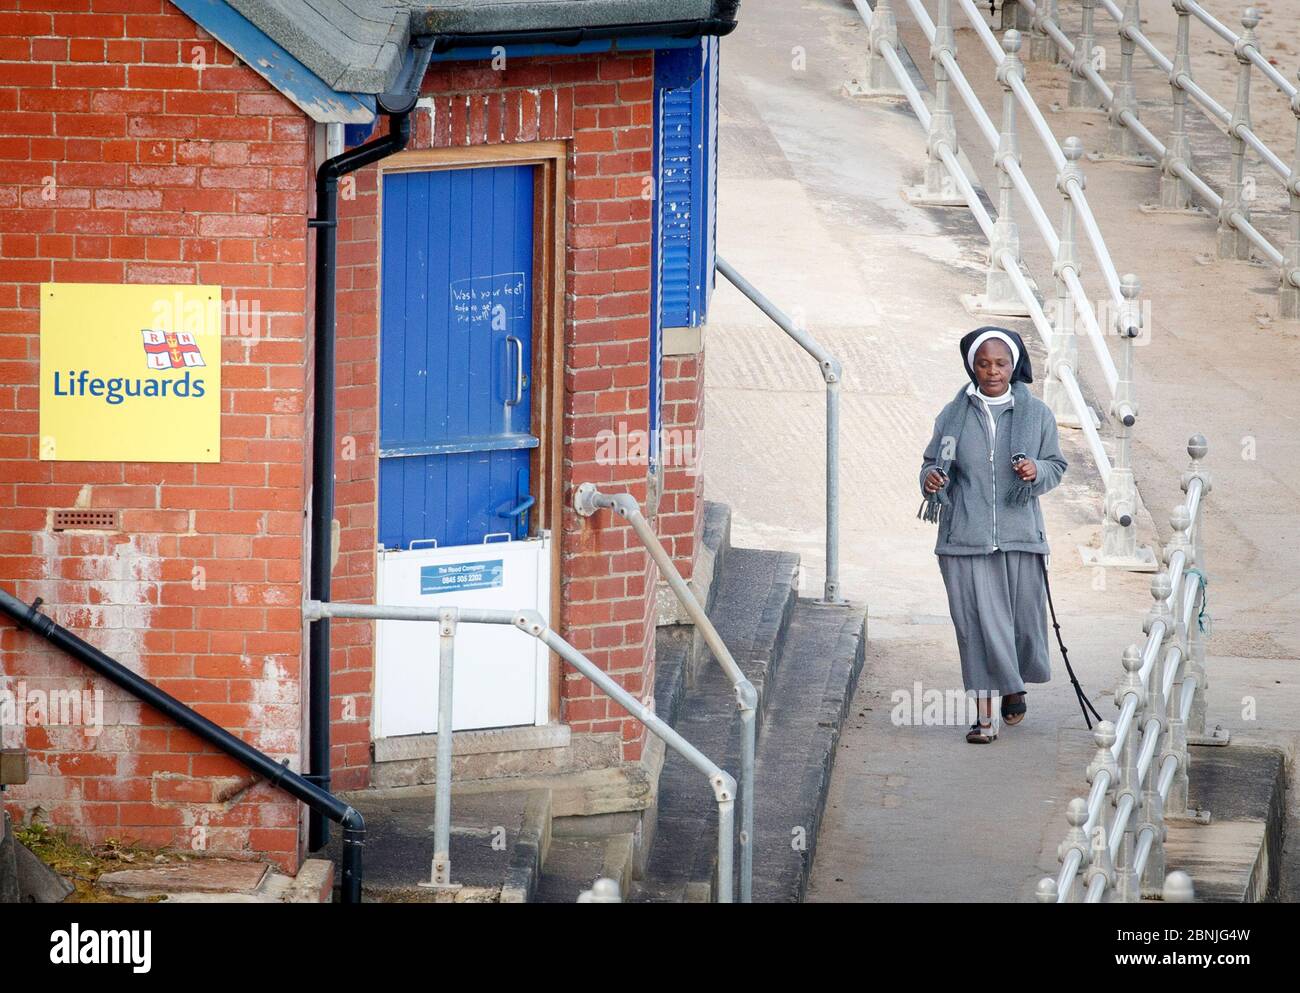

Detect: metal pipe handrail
[1054, 363, 1112, 481]
[714, 256, 845, 606]
[0, 587, 370, 904]
[910, 0, 1129, 349]
[857, 0, 1153, 568]
[572, 483, 759, 901]
[1025, 0, 1300, 309]
[1041, 435, 1212, 903]
[306, 599, 743, 902]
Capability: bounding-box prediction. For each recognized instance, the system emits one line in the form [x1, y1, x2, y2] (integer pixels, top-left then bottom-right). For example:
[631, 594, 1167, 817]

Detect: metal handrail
[854, 0, 1150, 565]
[305, 599, 743, 902]
[1019, 0, 1300, 315]
[573, 482, 758, 902]
[0, 587, 370, 904]
[1037, 435, 1218, 903]
[714, 255, 845, 605]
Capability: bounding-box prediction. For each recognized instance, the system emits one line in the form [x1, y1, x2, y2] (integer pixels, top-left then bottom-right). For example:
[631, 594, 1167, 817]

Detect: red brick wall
[332, 51, 663, 776]
[0, 1, 312, 871]
[656, 348, 706, 579]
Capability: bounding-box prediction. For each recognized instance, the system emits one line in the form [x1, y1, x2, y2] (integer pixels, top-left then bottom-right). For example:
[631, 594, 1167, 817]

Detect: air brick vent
[52, 510, 120, 531]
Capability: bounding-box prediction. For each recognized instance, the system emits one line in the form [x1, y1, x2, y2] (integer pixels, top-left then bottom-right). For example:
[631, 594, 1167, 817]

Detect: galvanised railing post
[1082, 807, 1116, 901]
[713, 258, 844, 606]
[1160, 0, 1198, 211]
[1068, 0, 1104, 111]
[430, 606, 457, 888]
[1102, 0, 1149, 162]
[1029, 0, 1060, 63]
[824, 362, 842, 606]
[999, 0, 1031, 31]
[1112, 643, 1146, 902]
[973, 29, 1032, 316]
[909, 0, 967, 205]
[1045, 136, 1083, 425]
[1139, 580, 1171, 897]
[1100, 274, 1143, 563]
[1282, 71, 1300, 318]
[1219, 9, 1259, 260]
[1180, 435, 1224, 744]
[1162, 505, 1193, 817]
[865, 0, 903, 94]
[1056, 796, 1092, 901]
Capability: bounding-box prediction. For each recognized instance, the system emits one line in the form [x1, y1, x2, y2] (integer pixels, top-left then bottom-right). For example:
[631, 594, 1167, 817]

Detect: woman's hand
[923, 469, 947, 494]
[1014, 459, 1037, 483]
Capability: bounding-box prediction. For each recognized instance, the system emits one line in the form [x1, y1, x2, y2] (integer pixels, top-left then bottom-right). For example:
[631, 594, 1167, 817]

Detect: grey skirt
[937, 550, 1051, 695]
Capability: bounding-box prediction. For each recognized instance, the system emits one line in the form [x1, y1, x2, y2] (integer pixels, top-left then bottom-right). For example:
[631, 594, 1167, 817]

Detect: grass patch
[15, 822, 173, 903]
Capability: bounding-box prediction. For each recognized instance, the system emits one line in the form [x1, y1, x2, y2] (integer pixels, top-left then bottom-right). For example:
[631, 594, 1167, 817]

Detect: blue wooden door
[379, 165, 537, 550]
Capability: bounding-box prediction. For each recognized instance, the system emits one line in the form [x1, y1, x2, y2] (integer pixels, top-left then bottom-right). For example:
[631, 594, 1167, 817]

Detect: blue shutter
[654, 44, 707, 329]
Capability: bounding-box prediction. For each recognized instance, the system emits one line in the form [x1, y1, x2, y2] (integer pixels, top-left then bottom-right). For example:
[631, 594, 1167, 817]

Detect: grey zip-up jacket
[918, 388, 1068, 555]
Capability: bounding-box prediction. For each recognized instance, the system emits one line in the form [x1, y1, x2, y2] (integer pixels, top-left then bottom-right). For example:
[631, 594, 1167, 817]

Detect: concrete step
[99, 857, 332, 903]
[325, 785, 550, 903]
[633, 544, 800, 903]
[633, 572, 867, 902]
[532, 832, 634, 903]
[707, 546, 800, 724]
[653, 500, 733, 735]
[749, 601, 868, 903]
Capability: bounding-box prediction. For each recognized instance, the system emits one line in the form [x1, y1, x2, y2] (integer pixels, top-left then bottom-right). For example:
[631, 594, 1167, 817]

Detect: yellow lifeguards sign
[40, 284, 222, 463]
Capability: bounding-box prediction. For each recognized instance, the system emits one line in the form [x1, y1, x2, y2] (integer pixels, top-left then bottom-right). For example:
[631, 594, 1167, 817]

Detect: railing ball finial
[1170, 503, 1192, 535]
[1149, 571, 1173, 603]
[1122, 642, 1143, 674]
[1120, 272, 1140, 299]
[1163, 869, 1195, 902]
[1187, 434, 1208, 461]
[1241, 7, 1261, 32]
[1036, 877, 1059, 903]
[1062, 135, 1085, 162]
[1066, 796, 1089, 828]
[1003, 28, 1023, 55]
[1093, 719, 1117, 751]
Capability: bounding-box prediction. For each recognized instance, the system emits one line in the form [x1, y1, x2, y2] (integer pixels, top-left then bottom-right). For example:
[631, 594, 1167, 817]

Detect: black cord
[1040, 556, 1103, 728]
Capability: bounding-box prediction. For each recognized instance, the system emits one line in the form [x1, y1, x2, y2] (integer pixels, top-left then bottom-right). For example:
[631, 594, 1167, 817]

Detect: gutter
[420, 16, 740, 53]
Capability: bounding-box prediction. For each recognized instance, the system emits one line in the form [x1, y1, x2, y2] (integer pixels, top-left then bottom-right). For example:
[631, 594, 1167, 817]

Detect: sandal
[1001, 692, 1027, 726]
[966, 720, 997, 744]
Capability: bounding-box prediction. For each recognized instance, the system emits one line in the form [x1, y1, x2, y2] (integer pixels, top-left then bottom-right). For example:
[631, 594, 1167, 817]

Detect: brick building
[0, 0, 734, 877]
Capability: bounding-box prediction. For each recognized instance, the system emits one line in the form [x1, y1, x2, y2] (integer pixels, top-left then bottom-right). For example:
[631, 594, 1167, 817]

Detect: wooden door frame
[373, 141, 568, 727]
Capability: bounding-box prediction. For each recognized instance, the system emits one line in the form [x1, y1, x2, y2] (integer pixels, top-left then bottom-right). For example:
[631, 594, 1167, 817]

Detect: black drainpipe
[305, 35, 434, 852]
[305, 112, 410, 852]
[0, 588, 369, 903]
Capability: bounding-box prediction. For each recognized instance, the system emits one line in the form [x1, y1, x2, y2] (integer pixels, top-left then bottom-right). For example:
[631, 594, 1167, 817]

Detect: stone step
[631, 545, 800, 904]
[706, 546, 800, 724]
[531, 832, 634, 903]
[632, 595, 867, 903]
[325, 785, 550, 903]
[748, 601, 868, 903]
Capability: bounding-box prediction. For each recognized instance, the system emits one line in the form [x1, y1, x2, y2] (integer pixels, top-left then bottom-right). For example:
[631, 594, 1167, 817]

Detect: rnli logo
[141, 329, 206, 370]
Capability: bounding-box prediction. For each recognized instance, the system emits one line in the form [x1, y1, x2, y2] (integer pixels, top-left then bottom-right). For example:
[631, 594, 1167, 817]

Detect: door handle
[505, 335, 525, 406]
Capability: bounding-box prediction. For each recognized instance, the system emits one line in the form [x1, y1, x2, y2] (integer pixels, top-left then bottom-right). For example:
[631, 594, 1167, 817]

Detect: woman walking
[917, 327, 1068, 743]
